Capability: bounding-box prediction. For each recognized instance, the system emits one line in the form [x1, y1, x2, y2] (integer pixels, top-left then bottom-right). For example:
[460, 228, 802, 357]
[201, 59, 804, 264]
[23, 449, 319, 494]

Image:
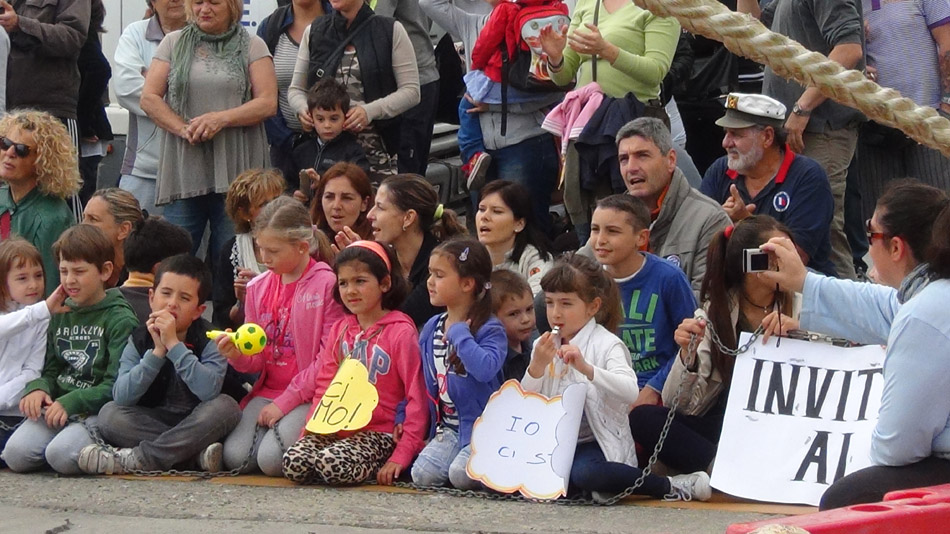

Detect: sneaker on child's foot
[464, 152, 492, 192]
[198, 442, 223, 472]
[591, 491, 618, 504]
[666, 471, 712, 501]
[77, 444, 137, 475]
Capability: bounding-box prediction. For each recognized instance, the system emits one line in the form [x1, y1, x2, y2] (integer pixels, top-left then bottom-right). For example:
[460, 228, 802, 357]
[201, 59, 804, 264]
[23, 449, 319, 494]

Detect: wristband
[941, 95, 950, 106]
[548, 55, 564, 71]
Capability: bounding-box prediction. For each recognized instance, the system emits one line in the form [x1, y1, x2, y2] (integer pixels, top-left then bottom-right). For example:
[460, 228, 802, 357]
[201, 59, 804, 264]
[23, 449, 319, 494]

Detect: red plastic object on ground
[727, 484, 950, 534]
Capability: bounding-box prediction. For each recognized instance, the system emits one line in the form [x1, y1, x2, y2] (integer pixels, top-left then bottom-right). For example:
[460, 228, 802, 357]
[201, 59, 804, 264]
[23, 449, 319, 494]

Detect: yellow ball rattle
[206, 323, 268, 356]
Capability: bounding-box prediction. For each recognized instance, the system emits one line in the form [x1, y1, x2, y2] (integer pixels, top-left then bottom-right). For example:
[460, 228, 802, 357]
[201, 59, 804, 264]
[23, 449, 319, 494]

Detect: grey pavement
[0, 471, 782, 534]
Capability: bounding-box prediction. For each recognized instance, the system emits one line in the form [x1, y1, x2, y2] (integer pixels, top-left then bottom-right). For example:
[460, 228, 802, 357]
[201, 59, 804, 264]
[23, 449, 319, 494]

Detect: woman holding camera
[629, 215, 798, 475]
[760, 180, 950, 510]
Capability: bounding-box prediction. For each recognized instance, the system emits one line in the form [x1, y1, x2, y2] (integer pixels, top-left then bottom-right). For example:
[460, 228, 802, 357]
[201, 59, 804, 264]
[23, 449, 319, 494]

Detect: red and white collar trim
[726, 144, 796, 184]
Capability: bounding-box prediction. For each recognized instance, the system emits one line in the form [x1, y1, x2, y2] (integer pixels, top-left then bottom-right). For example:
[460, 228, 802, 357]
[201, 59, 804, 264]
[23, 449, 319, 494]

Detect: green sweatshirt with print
[24, 289, 138, 416]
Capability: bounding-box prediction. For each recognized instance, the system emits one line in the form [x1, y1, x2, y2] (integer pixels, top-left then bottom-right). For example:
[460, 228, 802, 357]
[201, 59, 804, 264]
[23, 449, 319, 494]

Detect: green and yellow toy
[206, 323, 268, 356]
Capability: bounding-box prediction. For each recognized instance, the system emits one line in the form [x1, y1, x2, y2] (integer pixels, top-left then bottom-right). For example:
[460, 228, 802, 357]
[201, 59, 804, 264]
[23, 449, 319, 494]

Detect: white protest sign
[467, 380, 587, 499]
[241, 0, 279, 31]
[711, 333, 885, 506]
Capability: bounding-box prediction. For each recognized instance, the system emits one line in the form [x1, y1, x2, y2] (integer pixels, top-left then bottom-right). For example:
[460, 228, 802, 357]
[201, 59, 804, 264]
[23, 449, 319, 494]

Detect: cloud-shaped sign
[466, 380, 587, 499]
[306, 359, 379, 434]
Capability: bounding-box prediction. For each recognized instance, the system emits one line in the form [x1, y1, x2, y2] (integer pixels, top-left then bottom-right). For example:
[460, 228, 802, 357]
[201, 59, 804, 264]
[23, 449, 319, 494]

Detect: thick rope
[631, 0, 950, 156]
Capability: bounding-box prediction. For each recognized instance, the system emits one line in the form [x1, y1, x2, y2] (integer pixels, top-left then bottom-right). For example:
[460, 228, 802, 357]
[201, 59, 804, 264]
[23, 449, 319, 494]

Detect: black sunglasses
[0, 137, 34, 158]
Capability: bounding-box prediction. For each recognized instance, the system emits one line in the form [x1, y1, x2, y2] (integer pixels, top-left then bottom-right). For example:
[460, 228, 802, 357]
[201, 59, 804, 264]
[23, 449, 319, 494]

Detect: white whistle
[551, 326, 562, 350]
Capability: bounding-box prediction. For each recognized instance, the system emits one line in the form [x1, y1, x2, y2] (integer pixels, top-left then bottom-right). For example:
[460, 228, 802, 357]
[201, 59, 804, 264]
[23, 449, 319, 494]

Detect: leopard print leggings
[282, 431, 395, 485]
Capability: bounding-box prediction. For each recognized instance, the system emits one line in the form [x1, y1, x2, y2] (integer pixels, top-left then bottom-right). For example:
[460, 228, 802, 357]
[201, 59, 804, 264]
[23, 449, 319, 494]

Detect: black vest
[130, 319, 213, 412]
[307, 5, 401, 155]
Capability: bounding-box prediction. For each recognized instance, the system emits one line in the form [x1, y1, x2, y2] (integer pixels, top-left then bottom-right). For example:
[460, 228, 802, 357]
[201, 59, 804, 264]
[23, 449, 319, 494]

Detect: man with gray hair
[701, 92, 836, 276]
[613, 117, 729, 295]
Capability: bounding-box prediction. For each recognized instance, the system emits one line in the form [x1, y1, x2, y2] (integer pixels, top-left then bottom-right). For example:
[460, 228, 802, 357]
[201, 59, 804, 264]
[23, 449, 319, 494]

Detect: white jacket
[0, 302, 49, 415]
[521, 318, 640, 467]
[113, 17, 165, 180]
[495, 244, 553, 297]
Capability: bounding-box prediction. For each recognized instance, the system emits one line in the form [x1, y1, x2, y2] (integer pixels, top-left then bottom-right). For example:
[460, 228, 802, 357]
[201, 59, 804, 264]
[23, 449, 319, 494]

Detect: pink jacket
[541, 81, 605, 156]
[232, 259, 345, 411]
[287, 311, 429, 468]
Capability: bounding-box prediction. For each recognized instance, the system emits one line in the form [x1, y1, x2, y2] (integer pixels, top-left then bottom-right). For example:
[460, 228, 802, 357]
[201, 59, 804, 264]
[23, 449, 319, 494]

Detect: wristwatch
[791, 103, 811, 117]
[941, 95, 950, 105]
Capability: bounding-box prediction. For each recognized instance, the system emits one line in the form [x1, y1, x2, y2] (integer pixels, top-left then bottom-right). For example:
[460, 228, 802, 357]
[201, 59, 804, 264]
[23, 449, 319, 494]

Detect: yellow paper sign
[306, 359, 380, 434]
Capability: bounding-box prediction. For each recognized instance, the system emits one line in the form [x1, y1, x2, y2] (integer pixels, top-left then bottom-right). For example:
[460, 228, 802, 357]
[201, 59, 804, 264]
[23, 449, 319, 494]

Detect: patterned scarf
[167, 22, 251, 116]
[897, 262, 936, 304]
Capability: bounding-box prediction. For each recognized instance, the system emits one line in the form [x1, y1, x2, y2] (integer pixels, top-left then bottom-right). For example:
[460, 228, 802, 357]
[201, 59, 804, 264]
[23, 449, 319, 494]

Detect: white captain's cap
[715, 93, 787, 129]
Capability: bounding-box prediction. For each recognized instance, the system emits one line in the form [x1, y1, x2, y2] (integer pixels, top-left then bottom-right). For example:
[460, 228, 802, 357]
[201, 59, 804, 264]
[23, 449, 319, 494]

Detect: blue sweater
[801, 273, 950, 466]
[616, 253, 697, 392]
[419, 314, 507, 448]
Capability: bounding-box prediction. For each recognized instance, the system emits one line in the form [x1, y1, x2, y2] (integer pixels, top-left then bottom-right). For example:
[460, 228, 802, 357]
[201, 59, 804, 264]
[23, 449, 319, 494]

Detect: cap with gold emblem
[716, 93, 787, 129]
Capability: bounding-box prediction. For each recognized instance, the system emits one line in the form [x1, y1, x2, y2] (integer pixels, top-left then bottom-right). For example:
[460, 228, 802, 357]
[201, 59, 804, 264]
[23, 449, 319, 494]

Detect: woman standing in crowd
[0, 110, 80, 294]
[756, 180, 950, 509]
[114, 0, 189, 216]
[539, 0, 680, 240]
[475, 180, 553, 296]
[365, 174, 466, 328]
[258, 0, 326, 190]
[309, 162, 374, 244]
[287, 0, 420, 180]
[141, 0, 277, 272]
[629, 216, 797, 478]
[82, 188, 144, 288]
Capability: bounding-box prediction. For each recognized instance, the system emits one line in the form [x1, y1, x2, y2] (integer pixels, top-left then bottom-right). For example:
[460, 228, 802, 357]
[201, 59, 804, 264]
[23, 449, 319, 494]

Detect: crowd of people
[0, 0, 949, 512]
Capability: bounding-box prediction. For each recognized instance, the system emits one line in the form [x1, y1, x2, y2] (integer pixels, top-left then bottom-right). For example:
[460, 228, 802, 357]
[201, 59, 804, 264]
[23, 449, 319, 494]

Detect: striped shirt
[432, 315, 460, 432]
[275, 33, 303, 132]
[864, 0, 950, 108]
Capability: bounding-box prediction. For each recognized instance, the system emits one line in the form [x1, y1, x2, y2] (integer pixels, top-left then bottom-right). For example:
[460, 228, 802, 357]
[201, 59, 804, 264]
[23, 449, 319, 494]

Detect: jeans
[458, 97, 485, 164]
[161, 192, 234, 273]
[820, 456, 950, 510]
[223, 396, 310, 476]
[487, 134, 559, 236]
[570, 440, 670, 498]
[844, 153, 869, 272]
[411, 427, 466, 486]
[448, 445, 483, 490]
[628, 404, 722, 474]
[1, 416, 99, 474]
[97, 396, 241, 471]
[119, 174, 163, 217]
[398, 80, 440, 175]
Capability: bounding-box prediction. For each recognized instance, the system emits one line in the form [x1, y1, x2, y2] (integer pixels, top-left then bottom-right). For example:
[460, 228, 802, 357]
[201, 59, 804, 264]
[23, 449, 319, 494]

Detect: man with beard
[701, 93, 836, 276]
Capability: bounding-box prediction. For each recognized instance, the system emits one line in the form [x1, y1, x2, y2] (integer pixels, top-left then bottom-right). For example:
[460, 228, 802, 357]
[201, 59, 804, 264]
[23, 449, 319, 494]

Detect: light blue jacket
[800, 273, 950, 466]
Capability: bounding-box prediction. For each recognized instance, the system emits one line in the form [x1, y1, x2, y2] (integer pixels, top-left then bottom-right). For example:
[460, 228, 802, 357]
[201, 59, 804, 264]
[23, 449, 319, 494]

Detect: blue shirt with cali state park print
[616, 253, 697, 392]
[700, 146, 837, 277]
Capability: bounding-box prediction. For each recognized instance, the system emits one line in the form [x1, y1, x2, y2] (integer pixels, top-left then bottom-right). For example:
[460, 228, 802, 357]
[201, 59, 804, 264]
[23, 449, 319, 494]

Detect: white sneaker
[666, 471, 712, 501]
[77, 444, 137, 475]
[464, 152, 492, 192]
[198, 442, 223, 472]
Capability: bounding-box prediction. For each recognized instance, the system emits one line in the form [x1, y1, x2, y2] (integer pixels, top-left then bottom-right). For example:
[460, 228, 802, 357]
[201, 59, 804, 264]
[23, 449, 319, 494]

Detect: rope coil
[632, 0, 950, 156]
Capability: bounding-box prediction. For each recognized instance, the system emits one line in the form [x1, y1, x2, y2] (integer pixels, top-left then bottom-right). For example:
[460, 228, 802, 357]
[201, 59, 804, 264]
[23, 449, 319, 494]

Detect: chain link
[75, 414, 280, 479]
[0, 418, 23, 433]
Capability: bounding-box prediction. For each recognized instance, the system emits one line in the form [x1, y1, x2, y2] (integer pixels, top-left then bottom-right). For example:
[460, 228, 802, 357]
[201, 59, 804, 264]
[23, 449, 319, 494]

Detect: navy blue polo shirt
[700, 147, 837, 277]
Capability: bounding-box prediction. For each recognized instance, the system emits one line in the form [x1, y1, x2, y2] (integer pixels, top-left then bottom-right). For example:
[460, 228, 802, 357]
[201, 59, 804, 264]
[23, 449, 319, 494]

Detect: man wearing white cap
[701, 93, 837, 277]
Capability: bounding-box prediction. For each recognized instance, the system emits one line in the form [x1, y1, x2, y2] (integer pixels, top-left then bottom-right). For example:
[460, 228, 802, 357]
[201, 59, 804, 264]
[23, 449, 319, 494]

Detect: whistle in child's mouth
[551, 326, 561, 350]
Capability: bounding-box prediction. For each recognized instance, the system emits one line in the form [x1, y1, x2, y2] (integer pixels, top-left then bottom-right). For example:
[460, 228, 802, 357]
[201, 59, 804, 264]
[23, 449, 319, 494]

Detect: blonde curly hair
[0, 110, 81, 199]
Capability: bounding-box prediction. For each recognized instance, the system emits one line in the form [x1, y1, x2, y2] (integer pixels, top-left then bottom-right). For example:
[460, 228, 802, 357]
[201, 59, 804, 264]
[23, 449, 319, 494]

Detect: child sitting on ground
[119, 218, 194, 323]
[490, 269, 537, 381]
[0, 239, 68, 462]
[77, 254, 242, 474]
[524, 253, 711, 502]
[589, 194, 696, 406]
[1, 225, 138, 474]
[293, 78, 369, 198]
[281, 241, 428, 485]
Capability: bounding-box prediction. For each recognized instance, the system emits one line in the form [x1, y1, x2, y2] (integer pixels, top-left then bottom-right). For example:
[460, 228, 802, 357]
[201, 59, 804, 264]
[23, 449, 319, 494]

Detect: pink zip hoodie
[231, 258, 345, 411]
[284, 311, 429, 469]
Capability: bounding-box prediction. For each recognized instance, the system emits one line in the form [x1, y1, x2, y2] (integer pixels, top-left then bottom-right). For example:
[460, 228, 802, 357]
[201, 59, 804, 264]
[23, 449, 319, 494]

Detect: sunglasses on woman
[865, 218, 887, 242]
[0, 137, 34, 158]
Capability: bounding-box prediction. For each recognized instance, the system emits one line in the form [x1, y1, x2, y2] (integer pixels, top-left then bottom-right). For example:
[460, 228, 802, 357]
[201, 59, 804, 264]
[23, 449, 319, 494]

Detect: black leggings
[628, 405, 723, 474]
[820, 456, 950, 510]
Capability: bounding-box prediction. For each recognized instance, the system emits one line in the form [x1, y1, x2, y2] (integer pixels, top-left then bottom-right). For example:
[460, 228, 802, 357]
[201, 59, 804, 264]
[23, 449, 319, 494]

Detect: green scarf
[167, 22, 251, 116]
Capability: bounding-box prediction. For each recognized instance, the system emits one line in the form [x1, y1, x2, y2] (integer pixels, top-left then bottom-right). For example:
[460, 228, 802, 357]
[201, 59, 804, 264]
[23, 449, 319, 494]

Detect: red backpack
[504, 0, 571, 92]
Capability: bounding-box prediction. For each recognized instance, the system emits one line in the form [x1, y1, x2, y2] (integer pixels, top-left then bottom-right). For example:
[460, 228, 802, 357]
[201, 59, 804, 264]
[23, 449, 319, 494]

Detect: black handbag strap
[591, 0, 600, 82]
[313, 15, 377, 79]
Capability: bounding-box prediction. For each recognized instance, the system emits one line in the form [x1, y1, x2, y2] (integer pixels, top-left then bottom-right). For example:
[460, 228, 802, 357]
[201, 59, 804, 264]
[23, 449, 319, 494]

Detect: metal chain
[75, 414, 279, 479]
[705, 323, 764, 357]
[0, 418, 23, 433]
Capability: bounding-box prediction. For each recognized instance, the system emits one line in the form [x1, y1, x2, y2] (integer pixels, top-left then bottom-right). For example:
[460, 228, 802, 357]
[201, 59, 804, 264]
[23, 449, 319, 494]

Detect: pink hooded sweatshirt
[231, 258, 345, 412]
[283, 310, 429, 468]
